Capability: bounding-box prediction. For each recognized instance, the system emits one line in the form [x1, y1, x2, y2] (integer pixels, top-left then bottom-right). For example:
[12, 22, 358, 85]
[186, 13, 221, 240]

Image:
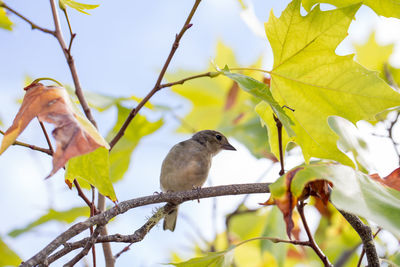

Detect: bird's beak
[222, 143, 236, 151]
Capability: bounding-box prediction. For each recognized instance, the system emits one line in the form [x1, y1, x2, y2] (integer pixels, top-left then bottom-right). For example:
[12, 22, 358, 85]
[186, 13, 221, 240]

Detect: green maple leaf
[65, 147, 117, 202]
[302, 0, 400, 18]
[257, 0, 400, 165]
[354, 32, 394, 79]
[168, 42, 274, 159]
[353, 31, 400, 90]
[168, 42, 258, 132]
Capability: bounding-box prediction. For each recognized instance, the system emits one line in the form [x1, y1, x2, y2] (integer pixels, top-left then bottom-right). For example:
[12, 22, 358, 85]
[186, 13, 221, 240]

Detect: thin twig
[159, 71, 218, 89]
[61, 8, 76, 54]
[0, 3, 55, 34]
[337, 209, 380, 267]
[387, 111, 400, 164]
[21, 183, 270, 267]
[90, 186, 97, 267]
[48, 0, 97, 128]
[73, 179, 99, 214]
[0, 130, 52, 155]
[356, 228, 382, 267]
[297, 201, 332, 267]
[38, 119, 54, 154]
[109, 0, 202, 149]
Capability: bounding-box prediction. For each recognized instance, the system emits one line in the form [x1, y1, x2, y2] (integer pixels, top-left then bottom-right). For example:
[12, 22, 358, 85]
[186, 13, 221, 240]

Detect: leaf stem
[274, 114, 285, 175]
[109, 0, 202, 149]
[31, 77, 63, 86]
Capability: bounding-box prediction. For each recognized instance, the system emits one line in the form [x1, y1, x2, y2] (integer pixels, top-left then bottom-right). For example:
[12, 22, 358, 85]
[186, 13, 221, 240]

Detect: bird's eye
[215, 134, 222, 141]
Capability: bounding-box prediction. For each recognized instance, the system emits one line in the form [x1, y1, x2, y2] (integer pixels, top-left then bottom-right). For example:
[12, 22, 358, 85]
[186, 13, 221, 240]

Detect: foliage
[58, 0, 99, 14]
[8, 207, 89, 237]
[0, 238, 21, 267]
[106, 105, 163, 183]
[259, 0, 400, 166]
[302, 0, 400, 18]
[0, 7, 12, 30]
[1, 0, 400, 266]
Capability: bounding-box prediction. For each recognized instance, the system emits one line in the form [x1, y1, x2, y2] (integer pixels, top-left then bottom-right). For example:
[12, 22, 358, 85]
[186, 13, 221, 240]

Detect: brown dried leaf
[370, 168, 400, 191]
[262, 168, 333, 239]
[0, 83, 109, 177]
[261, 167, 303, 238]
[299, 180, 332, 204]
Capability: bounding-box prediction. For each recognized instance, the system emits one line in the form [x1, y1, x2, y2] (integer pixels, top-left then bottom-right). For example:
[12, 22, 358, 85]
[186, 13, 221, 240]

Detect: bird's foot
[153, 191, 163, 195]
[192, 186, 201, 203]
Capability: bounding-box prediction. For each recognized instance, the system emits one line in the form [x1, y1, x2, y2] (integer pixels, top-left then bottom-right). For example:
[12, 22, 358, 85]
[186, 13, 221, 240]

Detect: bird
[160, 130, 236, 231]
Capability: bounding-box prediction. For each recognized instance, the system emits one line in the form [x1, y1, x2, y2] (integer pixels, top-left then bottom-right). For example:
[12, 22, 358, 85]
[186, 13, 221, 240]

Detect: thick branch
[109, 0, 202, 149]
[338, 209, 380, 267]
[21, 183, 270, 266]
[0, 3, 55, 34]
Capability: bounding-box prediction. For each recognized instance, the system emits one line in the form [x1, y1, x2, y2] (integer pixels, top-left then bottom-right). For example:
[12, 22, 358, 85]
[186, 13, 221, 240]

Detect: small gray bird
[160, 130, 236, 231]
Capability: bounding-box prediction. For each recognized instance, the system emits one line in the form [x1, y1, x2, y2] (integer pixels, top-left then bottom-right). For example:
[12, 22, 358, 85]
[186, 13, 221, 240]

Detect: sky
[1, 0, 400, 266]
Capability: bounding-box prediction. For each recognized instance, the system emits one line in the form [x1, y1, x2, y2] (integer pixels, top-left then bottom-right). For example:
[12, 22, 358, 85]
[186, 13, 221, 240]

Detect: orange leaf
[0, 83, 108, 177]
[370, 168, 400, 191]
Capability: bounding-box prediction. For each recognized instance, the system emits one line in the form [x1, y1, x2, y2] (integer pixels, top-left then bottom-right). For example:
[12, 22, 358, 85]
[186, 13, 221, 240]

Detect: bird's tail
[163, 204, 179, 231]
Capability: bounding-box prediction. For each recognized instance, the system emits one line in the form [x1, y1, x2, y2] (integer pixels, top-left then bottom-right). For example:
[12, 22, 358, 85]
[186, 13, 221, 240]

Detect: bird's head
[192, 130, 236, 155]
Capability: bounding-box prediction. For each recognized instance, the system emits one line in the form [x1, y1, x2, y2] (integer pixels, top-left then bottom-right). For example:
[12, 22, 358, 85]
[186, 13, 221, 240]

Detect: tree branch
[158, 71, 219, 89]
[357, 228, 382, 267]
[337, 209, 380, 267]
[109, 0, 202, 149]
[0, 2, 55, 35]
[387, 111, 400, 165]
[63, 226, 103, 267]
[297, 201, 332, 267]
[38, 119, 54, 154]
[48, 0, 97, 128]
[20, 182, 270, 266]
[97, 190, 115, 267]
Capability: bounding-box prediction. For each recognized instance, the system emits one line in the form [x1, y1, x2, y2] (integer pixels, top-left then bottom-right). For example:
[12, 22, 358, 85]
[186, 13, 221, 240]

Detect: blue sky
[1, 0, 400, 266]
